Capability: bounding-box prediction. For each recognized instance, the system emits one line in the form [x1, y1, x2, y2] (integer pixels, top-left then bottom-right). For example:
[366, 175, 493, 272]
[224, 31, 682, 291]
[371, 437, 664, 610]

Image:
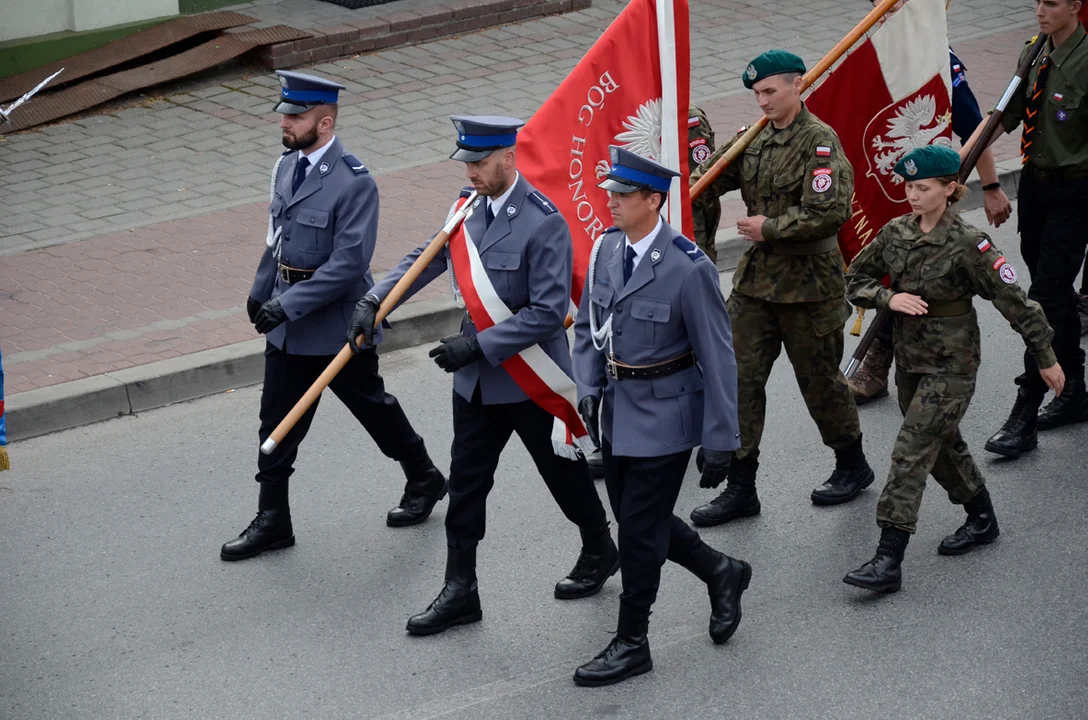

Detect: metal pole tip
[260, 438, 278, 455]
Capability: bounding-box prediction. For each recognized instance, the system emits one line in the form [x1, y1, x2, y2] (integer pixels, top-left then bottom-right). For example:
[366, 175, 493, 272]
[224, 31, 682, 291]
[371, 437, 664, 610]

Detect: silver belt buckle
[606, 354, 618, 379]
[278, 265, 290, 283]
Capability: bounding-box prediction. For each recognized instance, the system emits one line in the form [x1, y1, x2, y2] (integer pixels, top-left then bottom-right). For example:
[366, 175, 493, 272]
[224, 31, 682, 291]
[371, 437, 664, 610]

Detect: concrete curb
[6, 163, 1023, 443]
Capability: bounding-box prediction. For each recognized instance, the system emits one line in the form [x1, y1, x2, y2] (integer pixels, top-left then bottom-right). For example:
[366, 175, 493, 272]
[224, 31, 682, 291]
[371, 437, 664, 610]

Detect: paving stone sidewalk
[0, 0, 1036, 396]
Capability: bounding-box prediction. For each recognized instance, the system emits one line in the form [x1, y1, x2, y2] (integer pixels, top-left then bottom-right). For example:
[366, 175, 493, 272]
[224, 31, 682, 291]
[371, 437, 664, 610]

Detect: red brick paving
[0, 26, 1031, 396]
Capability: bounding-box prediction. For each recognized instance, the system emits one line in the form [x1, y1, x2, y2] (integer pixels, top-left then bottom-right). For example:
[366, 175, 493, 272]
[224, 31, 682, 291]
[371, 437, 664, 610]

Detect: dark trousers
[602, 442, 703, 611]
[1017, 171, 1088, 391]
[447, 386, 606, 551]
[256, 343, 421, 484]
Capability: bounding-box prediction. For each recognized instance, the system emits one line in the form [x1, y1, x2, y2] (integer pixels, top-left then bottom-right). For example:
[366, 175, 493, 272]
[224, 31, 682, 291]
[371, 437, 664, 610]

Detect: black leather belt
[1026, 164, 1088, 182]
[766, 235, 839, 255]
[607, 352, 696, 380]
[279, 264, 316, 284]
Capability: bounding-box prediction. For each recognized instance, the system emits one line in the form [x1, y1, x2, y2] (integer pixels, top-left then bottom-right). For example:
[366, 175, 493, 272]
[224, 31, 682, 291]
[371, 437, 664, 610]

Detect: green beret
[742, 50, 806, 89]
[894, 144, 961, 180]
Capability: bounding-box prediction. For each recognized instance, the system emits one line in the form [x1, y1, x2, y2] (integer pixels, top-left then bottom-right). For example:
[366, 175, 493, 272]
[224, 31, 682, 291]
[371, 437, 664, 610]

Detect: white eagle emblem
[746, 64, 758, 80]
[595, 98, 665, 180]
[869, 94, 952, 185]
[904, 159, 918, 176]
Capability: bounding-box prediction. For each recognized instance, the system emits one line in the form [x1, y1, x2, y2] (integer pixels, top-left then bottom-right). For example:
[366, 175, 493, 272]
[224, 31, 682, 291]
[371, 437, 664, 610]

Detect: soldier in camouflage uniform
[688, 50, 876, 528]
[842, 145, 1063, 594]
[688, 104, 721, 264]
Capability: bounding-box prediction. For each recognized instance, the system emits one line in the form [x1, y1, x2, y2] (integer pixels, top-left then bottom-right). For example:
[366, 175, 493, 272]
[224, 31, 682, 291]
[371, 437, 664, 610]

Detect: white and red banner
[807, 0, 952, 265]
[446, 197, 591, 458]
[517, 0, 693, 308]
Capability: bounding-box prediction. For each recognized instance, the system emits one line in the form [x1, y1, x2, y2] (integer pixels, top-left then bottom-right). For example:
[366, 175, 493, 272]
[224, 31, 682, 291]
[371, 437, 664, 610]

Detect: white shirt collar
[625, 216, 664, 269]
[488, 172, 520, 217]
[298, 135, 336, 174]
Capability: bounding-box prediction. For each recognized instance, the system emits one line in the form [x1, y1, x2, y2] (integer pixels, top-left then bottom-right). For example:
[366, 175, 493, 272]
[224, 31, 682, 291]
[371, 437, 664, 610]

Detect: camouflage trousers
[876, 370, 985, 534]
[726, 292, 860, 460]
[692, 197, 721, 264]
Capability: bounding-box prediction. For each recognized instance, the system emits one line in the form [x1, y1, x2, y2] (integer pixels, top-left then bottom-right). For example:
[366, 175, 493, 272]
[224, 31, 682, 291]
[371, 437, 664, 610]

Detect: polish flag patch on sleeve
[688, 116, 700, 127]
[976, 238, 992, 253]
[815, 146, 832, 157]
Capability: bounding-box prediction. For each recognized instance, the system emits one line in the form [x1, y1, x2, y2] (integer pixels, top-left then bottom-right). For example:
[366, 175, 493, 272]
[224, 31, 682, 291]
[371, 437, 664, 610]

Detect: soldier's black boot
[984, 388, 1044, 458]
[689, 456, 761, 527]
[686, 542, 752, 644]
[387, 437, 448, 527]
[220, 481, 295, 561]
[586, 449, 605, 480]
[406, 547, 482, 636]
[1037, 378, 1088, 431]
[573, 604, 653, 687]
[843, 527, 910, 593]
[939, 487, 1000, 556]
[811, 434, 875, 506]
[554, 522, 620, 599]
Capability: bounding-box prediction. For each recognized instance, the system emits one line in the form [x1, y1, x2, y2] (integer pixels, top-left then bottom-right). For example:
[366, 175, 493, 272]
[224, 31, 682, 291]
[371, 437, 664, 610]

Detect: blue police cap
[274, 70, 345, 115]
[449, 115, 525, 162]
[597, 146, 680, 194]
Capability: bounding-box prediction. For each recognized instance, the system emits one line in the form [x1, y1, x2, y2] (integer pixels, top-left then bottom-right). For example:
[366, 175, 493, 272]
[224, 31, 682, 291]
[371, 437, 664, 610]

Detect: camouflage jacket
[691, 105, 853, 303]
[845, 210, 1056, 375]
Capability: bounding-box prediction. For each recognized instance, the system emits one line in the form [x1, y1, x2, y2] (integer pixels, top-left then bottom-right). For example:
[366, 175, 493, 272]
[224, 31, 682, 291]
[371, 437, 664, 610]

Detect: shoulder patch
[976, 236, 992, 253]
[527, 191, 557, 214]
[342, 154, 369, 175]
[672, 234, 706, 262]
[459, 186, 474, 198]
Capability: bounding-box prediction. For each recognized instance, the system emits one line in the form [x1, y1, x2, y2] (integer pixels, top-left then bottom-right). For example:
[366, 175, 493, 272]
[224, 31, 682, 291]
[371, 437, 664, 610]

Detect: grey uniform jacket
[370, 175, 574, 405]
[250, 137, 382, 356]
[573, 225, 741, 458]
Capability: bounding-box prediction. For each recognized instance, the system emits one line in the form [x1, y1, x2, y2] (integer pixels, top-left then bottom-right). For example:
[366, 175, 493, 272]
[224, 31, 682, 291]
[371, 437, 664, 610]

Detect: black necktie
[292, 156, 310, 195]
[485, 202, 495, 228]
[623, 245, 637, 285]
[1021, 54, 1050, 165]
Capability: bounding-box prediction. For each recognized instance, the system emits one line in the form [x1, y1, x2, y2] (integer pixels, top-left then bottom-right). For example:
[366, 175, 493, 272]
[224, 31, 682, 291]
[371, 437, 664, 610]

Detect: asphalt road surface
[3, 206, 1086, 719]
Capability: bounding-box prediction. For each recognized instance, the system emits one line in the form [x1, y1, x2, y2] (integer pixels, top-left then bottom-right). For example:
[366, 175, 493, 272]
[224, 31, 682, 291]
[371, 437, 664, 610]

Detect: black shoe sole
[220, 535, 295, 562]
[573, 660, 653, 687]
[842, 575, 901, 593]
[710, 560, 752, 645]
[983, 436, 1037, 458]
[386, 484, 449, 528]
[853, 387, 889, 406]
[405, 610, 482, 636]
[937, 533, 999, 556]
[810, 469, 876, 507]
[554, 558, 621, 600]
[689, 503, 761, 527]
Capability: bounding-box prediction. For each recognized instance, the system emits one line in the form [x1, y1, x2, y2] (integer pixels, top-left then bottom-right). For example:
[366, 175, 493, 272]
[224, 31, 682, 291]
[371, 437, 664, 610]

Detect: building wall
[0, 0, 180, 43]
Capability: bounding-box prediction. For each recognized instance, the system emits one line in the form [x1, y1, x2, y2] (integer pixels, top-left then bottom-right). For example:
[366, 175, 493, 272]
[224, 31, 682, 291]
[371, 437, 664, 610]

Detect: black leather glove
[346, 294, 381, 353]
[578, 395, 601, 450]
[698, 448, 732, 489]
[253, 297, 288, 334]
[247, 296, 262, 324]
[428, 335, 483, 373]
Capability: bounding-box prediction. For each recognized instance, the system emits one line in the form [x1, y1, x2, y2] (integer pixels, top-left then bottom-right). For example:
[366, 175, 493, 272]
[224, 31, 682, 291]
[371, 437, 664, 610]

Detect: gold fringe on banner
[850, 306, 866, 337]
[0, 446, 10, 472]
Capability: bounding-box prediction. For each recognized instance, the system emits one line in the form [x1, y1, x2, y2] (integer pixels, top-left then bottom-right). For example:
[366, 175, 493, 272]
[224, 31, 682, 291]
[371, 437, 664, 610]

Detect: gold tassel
[0, 446, 9, 472]
[850, 306, 866, 337]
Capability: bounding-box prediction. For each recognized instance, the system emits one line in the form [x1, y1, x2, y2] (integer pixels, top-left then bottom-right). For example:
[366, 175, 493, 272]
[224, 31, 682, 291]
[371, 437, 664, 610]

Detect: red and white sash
[446, 197, 592, 459]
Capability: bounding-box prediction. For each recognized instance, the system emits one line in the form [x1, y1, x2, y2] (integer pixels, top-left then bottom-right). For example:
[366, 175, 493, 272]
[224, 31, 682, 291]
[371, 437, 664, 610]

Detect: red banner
[517, 0, 692, 307]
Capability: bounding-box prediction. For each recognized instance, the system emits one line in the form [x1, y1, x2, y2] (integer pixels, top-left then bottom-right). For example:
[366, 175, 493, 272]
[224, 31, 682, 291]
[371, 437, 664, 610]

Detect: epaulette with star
[527, 191, 557, 214]
[342, 154, 369, 175]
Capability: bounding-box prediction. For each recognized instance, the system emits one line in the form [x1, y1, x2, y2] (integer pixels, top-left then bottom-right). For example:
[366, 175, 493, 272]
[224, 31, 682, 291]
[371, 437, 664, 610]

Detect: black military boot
[586, 449, 606, 480]
[554, 522, 620, 599]
[686, 542, 752, 644]
[220, 481, 295, 561]
[689, 456, 761, 527]
[406, 547, 482, 636]
[811, 434, 875, 506]
[843, 527, 910, 593]
[938, 487, 1000, 556]
[387, 438, 448, 527]
[573, 604, 653, 687]
[1037, 378, 1088, 431]
[984, 388, 1044, 458]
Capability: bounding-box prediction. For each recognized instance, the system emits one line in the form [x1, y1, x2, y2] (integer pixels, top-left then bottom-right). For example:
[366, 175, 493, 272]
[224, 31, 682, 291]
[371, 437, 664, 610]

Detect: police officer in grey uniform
[571, 147, 752, 687]
[348, 116, 617, 636]
[220, 71, 446, 562]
